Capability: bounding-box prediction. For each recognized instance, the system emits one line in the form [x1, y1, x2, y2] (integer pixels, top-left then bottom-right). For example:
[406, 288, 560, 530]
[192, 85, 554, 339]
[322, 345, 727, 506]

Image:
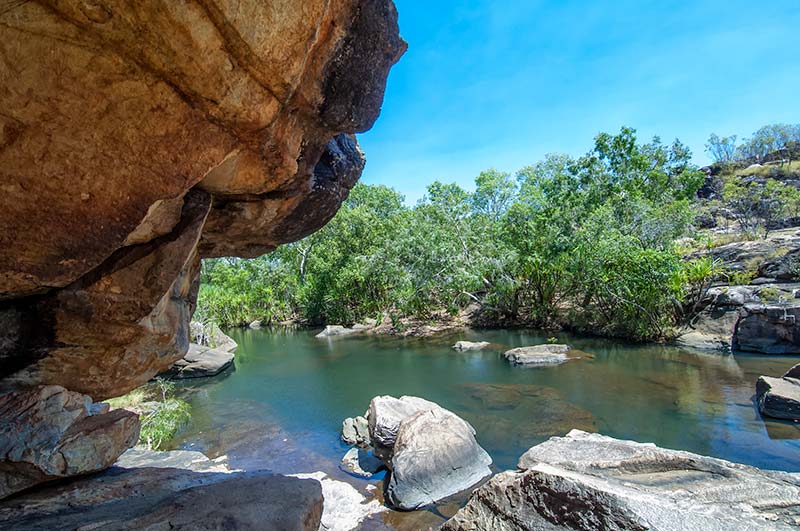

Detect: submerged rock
[386, 408, 492, 510]
[756, 375, 800, 420]
[504, 344, 574, 366]
[0, 385, 139, 500]
[164, 343, 235, 379]
[453, 341, 491, 351]
[342, 415, 371, 447]
[443, 430, 800, 531]
[340, 447, 385, 478]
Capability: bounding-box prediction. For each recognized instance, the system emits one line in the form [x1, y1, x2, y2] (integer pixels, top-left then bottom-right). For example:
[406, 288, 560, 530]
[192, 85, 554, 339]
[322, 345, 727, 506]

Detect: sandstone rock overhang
[0, 0, 406, 400]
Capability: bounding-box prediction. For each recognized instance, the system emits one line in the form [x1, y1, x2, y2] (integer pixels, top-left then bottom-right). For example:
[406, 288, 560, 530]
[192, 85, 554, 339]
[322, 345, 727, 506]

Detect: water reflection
[175, 327, 800, 476]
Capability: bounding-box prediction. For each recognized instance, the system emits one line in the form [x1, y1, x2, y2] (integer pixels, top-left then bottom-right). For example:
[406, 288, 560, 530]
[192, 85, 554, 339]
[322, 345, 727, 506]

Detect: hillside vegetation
[199, 124, 800, 341]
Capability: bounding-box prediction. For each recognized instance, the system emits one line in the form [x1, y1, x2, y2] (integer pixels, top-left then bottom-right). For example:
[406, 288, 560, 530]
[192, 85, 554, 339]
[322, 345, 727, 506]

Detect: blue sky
[357, 0, 800, 203]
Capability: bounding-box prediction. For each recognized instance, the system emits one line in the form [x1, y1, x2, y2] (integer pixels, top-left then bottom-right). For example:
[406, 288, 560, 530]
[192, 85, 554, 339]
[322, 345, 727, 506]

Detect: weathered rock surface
[342, 415, 371, 447]
[116, 447, 232, 473]
[453, 340, 491, 351]
[163, 343, 235, 379]
[0, 0, 405, 401]
[316, 324, 361, 338]
[367, 395, 440, 458]
[340, 447, 385, 478]
[190, 320, 237, 353]
[756, 375, 800, 420]
[733, 303, 800, 354]
[504, 344, 576, 366]
[386, 408, 492, 510]
[291, 471, 386, 531]
[443, 430, 800, 531]
[0, 385, 139, 499]
[690, 229, 800, 282]
[0, 467, 324, 531]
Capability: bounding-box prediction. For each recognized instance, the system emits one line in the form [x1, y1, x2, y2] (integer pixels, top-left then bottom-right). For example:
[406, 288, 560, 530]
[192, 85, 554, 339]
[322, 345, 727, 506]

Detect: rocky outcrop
[504, 344, 580, 366]
[190, 321, 237, 353]
[162, 343, 235, 379]
[342, 415, 371, 447]
[0, 385, 139, 499]
[443, 430, 800, 531]
[733, 303, 800, 354]
[386, 408, 492, 510]
[0, 467, 324, 531]
[0, 1, 405, 402]
[365, 395, 492, 510]
[453, 340, 491, 351]
[756, 363, 800, 420]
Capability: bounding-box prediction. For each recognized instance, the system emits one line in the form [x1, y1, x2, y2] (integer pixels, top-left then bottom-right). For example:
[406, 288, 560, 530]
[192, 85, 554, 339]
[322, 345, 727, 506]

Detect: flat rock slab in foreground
[0, 467, 323, 531]
[443, 430, 800, 531]
[164, 343, 235, 379]
[504, 344, 580, 366]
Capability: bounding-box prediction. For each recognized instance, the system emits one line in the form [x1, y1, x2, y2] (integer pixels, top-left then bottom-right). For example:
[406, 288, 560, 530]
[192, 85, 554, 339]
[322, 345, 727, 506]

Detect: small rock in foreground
[340, 447, 385, 478]
[442, 430, 800, 531]
[341, 415, 371, 447]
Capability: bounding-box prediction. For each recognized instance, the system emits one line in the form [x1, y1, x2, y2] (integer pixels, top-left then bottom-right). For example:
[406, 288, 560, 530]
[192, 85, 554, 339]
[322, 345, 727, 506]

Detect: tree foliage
[199, 127, 716, 340]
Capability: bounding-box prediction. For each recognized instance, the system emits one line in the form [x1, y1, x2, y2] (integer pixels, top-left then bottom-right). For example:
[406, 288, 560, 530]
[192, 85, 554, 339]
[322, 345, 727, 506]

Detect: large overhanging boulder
[0, 0, 406, 400]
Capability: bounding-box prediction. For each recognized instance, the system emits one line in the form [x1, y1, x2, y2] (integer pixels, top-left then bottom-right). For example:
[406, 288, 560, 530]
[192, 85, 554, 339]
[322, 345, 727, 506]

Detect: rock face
[366, 395, 492, 510]
[342, 415, 371, 447]
[453, 341, 491, 351]
[756, 364, 800, 420]
[163, 343, 235, 379]
[504, 344, 574, 366]
[0, 467, 324, 531]
[0, 385, 139, 499]
[190, 321, 237, 353]
[733, 303, 800, 354]
[0, 0, 404, 501]
[0, 1, 405, 401]
[443, 430, 800, 531]
[386, 408, 493, 510]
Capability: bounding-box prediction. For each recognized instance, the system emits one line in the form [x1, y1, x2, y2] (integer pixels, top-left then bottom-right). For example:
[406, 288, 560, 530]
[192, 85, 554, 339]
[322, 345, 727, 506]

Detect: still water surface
[173, 328, 800, 475]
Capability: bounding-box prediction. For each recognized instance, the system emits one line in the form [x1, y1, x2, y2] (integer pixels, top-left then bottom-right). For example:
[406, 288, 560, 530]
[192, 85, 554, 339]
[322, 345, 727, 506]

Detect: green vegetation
[200, 127, 713, 341]
[107, 379, 191, 450]
[198, 123, 800, 341]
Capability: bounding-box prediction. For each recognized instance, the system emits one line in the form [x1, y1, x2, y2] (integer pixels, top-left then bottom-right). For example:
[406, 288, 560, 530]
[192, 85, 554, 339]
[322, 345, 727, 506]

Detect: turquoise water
[173, 328, 800, 474]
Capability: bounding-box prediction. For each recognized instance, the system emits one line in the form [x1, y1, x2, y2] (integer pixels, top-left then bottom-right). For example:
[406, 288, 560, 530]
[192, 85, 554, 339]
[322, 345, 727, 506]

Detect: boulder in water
[342, 415, 370, 447]
[504, 344, 573, 366]
[386, 408, 492, 510]
[756, 375, 800, 420]
[453, 341, 491, 351]
[367, 395, 440, 458]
